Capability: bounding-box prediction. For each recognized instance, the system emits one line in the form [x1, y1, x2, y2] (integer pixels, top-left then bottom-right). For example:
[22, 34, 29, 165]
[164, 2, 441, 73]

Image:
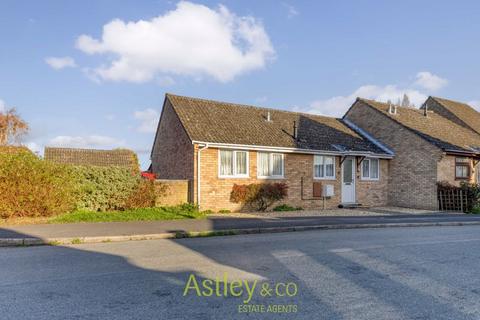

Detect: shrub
[218, 209, 231, 214]
[69, 165, 143, 212]
[124, 179, 156, 209]
[437, 181, 480, 213]
[230, 183, 288, 211]
[0, 151, 76, 218]
[273, 204, 303, 212]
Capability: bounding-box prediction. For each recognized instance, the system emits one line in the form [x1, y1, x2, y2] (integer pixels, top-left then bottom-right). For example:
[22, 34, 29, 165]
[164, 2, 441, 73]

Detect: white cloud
[468, 100, 480, 111]
[308, 85, 427, 117]
[0, 99, 5, 113]
[75, 1, 275, 83]
[105, 114, 116, 121]
[282, 3, 299, 19]
[134, 108, 160, 133]
[45, 56, 77, 70]
[414, 71, 448, 91]
[25, 142, 41, 154]
[49, 135, 124, 149]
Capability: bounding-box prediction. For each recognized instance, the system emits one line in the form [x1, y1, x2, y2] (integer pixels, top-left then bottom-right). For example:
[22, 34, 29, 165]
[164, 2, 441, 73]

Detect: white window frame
[257, 152, 285, 179]
[218, 150, 249, 178]
[313, 155, 336, 180]
[361, 158, 380, 181]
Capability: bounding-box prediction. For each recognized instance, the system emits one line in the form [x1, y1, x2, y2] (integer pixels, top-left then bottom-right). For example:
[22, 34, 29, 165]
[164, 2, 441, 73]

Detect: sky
[1, 0, 480, 169]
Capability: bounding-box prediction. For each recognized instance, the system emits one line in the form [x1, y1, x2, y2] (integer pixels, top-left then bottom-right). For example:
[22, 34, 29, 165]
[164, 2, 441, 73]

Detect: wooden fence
[437, 189, 468, 212]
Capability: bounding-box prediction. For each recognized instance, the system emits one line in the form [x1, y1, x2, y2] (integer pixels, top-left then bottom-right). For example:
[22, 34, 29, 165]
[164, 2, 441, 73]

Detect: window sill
[257, 176, 285, 180]
[218, 175, 250, 179]
[313, 177, 336, 181]
[361, 178, 380, 181]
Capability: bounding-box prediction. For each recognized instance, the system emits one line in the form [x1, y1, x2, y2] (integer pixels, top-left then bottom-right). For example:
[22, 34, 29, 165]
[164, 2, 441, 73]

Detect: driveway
[1, 226, 480, 319]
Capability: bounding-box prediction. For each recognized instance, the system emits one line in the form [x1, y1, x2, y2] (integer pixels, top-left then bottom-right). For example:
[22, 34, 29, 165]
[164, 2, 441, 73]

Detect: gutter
[191, 140, 393, 159]
[197, 144, 209, 209]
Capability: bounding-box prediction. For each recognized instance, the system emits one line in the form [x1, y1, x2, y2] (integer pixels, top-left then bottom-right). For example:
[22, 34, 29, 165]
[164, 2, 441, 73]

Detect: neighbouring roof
[44, 147, 139, 168]
[165, 94, 391, 156]
[357, 98, 480, 154]
[426, 96, 480, 134]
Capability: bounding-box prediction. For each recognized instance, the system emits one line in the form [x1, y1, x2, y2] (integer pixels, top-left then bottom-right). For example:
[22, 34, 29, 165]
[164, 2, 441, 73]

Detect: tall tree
[0, 108, 29, 145]
[401, 94, 411, 107]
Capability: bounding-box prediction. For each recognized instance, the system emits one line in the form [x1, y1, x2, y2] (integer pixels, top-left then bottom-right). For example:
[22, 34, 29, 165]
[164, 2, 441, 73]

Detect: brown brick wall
[345, 101, 443, 209]
[193, 146, 388, 212]
[154, 179, 189, 206]
[151, 100, 194, 181]
[437, 155, 476, 185]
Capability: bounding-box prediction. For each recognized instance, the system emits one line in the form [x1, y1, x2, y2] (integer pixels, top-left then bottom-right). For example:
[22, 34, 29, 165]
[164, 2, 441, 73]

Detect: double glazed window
[219, 150, 248, 177]
[455, 157, 470, 180]
[314, 155, 335, 179]
[257, 152, 284, 178]
[361, 158, 379, 180]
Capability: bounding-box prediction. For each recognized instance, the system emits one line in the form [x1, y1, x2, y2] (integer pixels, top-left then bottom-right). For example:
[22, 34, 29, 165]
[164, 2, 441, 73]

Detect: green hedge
[0, 151, 76, 218]
[69, 165, 143, 212]
[0, 151, 155, 218]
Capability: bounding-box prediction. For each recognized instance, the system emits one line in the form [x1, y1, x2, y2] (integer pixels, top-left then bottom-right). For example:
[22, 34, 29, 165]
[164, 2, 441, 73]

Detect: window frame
[257, 152, 285, 179]
[218, 149, 249, 178]
[361, 158, 380, 181]
[455, 157, 470, 180]
[313, 155, 336, 180]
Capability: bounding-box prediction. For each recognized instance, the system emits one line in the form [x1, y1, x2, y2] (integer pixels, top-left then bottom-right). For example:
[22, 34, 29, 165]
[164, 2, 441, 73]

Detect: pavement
[2, 225, 480, 319]
[1, 213, 480, 246]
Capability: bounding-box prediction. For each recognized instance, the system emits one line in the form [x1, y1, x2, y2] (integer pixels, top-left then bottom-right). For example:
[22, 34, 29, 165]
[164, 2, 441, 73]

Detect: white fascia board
[191, 140, 393, 159]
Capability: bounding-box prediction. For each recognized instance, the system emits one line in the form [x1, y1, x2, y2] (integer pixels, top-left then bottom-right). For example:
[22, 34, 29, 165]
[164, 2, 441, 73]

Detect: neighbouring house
[422, 96, 480, 135]
[151, 94, 393, 212]
[344, 98, 480, 210]
[44, 147, 139, 171]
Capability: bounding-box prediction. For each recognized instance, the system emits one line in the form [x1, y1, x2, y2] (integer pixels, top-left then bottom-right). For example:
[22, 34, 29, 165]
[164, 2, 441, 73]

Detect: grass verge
[48, 204, 207, 224]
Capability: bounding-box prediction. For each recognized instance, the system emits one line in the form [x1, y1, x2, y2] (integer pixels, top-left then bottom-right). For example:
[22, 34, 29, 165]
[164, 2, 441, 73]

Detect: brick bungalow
[344, 98, 480, 210]
[151, 94, 393, 212]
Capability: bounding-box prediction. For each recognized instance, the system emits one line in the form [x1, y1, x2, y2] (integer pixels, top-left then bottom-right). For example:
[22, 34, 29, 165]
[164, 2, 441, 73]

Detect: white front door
[341, 157, 356, 203]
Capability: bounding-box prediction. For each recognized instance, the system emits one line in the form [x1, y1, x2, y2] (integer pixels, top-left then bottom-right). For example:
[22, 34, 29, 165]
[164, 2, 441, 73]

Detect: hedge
[0, 151, 156, 218]
[0, 151, 76, 218]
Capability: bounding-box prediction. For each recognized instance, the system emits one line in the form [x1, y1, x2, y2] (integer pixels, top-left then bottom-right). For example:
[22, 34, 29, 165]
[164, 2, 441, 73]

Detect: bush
[230, 183, 288, 211]
[124, 179, 156, 209]
[218, 209, 231, 214]
[69, 165, 151, 212]
[273, 204, 303, 212]
[0, 151, 76, 218]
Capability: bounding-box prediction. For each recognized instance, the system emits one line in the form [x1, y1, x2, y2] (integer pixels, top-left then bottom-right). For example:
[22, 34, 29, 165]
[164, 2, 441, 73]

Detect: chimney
[266, 111, 271, 122]
[423, 102, 428, 117]
[293, 121, 298, 140]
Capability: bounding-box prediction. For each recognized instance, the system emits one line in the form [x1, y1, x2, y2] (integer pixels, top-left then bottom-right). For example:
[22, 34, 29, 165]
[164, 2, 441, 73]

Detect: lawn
[49, 205, 207, 224]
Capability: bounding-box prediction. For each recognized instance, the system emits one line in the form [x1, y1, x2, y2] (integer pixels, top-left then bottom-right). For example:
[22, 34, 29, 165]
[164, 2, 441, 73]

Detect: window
[218, 150, 248, 177]
[257, 152, 284, 178]
[314, 155, 335, 179]
[455, 157, 470, 180]
[361, 158, 379, 180]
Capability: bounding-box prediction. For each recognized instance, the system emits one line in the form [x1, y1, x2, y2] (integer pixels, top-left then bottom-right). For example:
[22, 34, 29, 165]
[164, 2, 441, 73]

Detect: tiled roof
[427, 96, 480, 134]
[165, 94, 390, 155]
[358, 98, 480, 153]
[44, 147, 139, 168]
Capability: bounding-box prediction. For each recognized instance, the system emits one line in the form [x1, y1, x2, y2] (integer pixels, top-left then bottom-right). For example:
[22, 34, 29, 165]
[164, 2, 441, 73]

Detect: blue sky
[1, 0, 480, 169]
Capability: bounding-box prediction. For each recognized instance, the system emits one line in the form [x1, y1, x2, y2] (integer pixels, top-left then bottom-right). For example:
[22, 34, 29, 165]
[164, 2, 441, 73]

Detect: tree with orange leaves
[0, 108, 29, 145]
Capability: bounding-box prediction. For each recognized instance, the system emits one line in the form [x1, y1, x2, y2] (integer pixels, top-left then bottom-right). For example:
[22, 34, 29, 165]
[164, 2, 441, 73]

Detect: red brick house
[344, 98, 480, 209]
[151, 94, 393, 211]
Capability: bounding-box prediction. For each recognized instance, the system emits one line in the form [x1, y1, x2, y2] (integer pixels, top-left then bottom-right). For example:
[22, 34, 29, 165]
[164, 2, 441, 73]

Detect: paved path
[2, 226, 480, 319]
[0, 214, 480, 241]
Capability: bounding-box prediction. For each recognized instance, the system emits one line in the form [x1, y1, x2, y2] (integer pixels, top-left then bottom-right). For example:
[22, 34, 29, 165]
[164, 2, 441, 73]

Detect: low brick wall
[154, 179, 190, 206]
